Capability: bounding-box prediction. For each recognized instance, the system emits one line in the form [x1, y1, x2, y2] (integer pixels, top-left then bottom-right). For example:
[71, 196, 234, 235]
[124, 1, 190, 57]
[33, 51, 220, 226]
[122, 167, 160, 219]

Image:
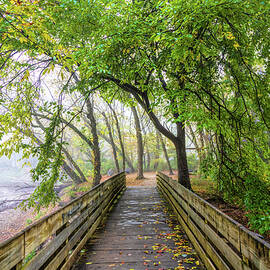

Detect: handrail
[0, 172, 126, 270]
[157, 172, 270, 270]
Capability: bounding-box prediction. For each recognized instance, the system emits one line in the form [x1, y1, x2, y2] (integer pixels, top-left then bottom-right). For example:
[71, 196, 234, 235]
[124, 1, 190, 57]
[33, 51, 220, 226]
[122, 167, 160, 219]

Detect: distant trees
[102, 111, 120, 174]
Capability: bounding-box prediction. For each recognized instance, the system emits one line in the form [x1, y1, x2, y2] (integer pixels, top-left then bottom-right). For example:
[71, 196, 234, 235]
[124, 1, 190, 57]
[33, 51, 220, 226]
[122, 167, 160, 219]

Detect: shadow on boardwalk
[72, 186, 204, 270]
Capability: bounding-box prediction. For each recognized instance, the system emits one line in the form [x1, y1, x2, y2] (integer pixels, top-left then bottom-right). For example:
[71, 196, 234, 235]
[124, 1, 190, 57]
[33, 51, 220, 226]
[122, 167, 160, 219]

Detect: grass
[190, 175, 217, 199]
[61, 182, 93, 201]
[34, 211, 45, 220]
[26, 218, 33, 225]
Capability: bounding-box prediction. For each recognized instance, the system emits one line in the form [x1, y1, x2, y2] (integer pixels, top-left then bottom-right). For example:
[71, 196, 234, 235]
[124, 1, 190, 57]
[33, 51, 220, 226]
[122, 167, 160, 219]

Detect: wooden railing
[157, 172, 270, 270]
[0, 172, 126, 270]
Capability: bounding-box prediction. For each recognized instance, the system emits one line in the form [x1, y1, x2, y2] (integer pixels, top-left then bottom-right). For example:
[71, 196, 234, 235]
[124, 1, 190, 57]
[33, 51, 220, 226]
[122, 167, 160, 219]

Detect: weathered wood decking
[72, 187, 203, 270]
[2, 172, 269, 270]
[157, 172, 270, 270]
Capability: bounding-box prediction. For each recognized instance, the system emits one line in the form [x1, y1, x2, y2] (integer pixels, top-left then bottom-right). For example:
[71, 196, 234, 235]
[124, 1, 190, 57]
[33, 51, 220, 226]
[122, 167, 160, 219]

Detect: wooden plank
[189, 205, 242, 269]
[158, 177, 227, 269]
[44, 181, 124, 270]
[157, 181, 189, 225]
[158, 185, 216, 270]
[0, 173, 125, 270]
[186, 214, 231, 270]
[61, 182, 125, 270]
[159, 176, 243, 270]
[24, 172, 124, 255]
[61, 215, 102, 270]
[45, 181, 124, 270]
[44, 208, 102, 270]
[24, 184, 122, 270]
[158, 172, 270, 270]
[0, 233, 24, 270]
[158, 173, 241, 251]
[72, 186, 200, 270]
[24, 188, 102, 255]
[25, 197, 105, 270]
[240, 226, 270, 270]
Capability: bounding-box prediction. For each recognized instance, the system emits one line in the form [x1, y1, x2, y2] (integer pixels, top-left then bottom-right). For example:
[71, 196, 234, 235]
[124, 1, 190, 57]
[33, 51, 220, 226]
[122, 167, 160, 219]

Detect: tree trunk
[61, 160, 84, 184]
[106, 75, 190, 187]
[153, 131, 160, 171]
[107, 103, 126, 172]
[131, 106, 144, 179]
[102, 112, 120, 174]
[62, 147, 87, 183]
[175, 122, 191, 189]
[86, 99, 102, 186]
[146, 146, 151, 171]
[33, 115, 87, 184]
[158, 131, 174, 175]
[98, 131, 135, 172]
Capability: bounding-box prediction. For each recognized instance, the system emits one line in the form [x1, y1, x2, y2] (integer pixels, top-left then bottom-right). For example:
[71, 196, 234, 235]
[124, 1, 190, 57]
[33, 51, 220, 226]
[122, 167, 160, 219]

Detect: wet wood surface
[72, 187, 203, 270]
[157, 172, 270, 270]
[0, 173, 125, 270]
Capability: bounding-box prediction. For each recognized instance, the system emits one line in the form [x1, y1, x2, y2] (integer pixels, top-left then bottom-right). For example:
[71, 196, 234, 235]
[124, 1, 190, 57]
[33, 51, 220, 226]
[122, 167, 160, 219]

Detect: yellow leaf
[60, 71, 64, 80]
[226, 32, 235, 40]
[233, 42, 240, 49]
[21, 70, 30, 81]
[43, 32, 51, 41]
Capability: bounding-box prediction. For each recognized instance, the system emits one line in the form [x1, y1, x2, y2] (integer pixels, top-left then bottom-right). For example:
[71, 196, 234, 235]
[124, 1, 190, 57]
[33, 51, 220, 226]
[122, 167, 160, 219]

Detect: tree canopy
[0, 0, 269, 233]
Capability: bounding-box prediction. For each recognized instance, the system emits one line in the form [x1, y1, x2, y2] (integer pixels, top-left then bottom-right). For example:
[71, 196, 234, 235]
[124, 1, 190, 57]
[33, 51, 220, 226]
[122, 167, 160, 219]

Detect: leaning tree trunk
[131, 106, 144, 179]
[32, 132, 84, 185]
[102, 112, 120, 174]
[107, 103, 126, 172]
[158, 131, 174, 175]
[33, 115, 87, 184]
[86, 99, 102, 186]
[61, 160, 84, 184]
[62, 147, 87, 183]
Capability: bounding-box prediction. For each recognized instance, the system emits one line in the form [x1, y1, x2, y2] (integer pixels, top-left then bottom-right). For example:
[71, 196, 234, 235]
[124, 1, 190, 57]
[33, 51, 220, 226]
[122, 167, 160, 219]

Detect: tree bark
[153, 131, 160, 171]
[61, 147, 88, 183]
[146, 145, 151, 171]
[102, 112, 120, 174]
[175, 122, 191, 189]
[98, 131, 135, 172]
[61, 160, 84, 184]
[158, 131, 174, 175]
[131, 106, 144, 179]
[86, 99, 102, 186]
[107, 103, 126, 172]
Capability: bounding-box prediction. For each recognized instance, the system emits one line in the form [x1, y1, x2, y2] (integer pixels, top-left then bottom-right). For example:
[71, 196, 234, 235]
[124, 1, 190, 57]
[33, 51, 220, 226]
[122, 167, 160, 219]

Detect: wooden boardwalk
[72, 187, 203, 270]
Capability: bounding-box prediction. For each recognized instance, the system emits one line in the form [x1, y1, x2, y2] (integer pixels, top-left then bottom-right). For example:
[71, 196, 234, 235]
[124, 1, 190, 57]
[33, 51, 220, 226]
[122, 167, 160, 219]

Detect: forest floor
[0, 171, 269, 244]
